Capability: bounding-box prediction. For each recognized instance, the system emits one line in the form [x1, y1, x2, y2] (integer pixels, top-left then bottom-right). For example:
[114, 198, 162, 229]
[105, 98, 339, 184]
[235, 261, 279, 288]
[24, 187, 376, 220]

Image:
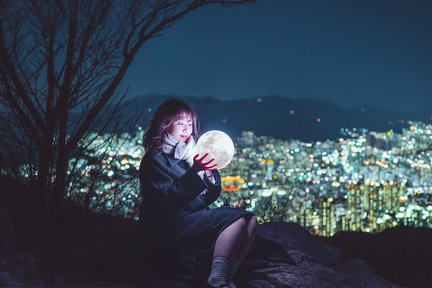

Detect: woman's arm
[140, 153, 207, 212]
[201, 170, 222, 205]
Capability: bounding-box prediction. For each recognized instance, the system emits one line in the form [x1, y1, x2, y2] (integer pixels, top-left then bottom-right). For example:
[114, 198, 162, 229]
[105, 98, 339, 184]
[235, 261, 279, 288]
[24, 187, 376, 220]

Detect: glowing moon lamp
[196, 130, 235, 170]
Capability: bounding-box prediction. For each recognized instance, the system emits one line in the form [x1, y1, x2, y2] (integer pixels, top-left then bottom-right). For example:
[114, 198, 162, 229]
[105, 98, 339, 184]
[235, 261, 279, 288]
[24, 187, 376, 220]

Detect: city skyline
[67, 120, 432, 236]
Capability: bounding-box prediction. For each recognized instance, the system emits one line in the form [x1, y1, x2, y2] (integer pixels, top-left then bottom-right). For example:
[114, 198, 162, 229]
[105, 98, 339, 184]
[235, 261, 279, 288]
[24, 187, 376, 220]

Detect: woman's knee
[234, 217, 247, 232]
[247, 215, 257, 235]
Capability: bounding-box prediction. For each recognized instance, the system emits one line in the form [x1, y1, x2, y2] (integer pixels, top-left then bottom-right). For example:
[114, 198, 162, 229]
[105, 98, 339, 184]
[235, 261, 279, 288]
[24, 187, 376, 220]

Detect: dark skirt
[166, 207, 254, 286]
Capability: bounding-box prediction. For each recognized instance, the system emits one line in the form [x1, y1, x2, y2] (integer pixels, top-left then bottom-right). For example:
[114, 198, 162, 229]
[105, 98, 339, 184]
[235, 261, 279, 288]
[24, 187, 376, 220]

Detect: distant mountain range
[123, 94, 431, 142]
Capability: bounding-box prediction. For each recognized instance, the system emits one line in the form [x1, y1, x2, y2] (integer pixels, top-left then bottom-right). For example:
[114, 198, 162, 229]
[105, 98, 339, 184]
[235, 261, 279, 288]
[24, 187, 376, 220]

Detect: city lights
[47, 120, 432, 235]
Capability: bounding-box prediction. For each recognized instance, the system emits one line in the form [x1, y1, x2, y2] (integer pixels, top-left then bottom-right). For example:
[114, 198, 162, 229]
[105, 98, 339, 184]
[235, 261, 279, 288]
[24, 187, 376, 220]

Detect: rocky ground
[236, 222, 395, 288]
[0, 204, 397, 288]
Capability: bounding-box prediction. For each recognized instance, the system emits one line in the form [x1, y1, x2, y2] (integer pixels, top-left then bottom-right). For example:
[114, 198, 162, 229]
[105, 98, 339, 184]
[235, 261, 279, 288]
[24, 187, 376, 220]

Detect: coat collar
[150, 148, 181, 168]
[164, 153, 182, 167]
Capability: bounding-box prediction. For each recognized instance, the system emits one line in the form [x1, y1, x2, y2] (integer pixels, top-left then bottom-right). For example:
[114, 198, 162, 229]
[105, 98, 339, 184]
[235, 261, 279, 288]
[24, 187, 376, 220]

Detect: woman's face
[168, 113, 193, 143]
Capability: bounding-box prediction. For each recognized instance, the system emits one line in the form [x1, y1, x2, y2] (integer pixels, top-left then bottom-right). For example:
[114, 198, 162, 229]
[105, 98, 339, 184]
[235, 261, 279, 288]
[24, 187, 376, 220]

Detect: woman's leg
[227, 215, 257, 279]
[214, 217, 247, 258]
[208, 217, 247, 287]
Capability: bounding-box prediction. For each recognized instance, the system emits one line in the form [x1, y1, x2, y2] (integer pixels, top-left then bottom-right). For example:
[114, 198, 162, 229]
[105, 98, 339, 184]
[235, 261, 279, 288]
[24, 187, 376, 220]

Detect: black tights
[213, 215, 257, 276]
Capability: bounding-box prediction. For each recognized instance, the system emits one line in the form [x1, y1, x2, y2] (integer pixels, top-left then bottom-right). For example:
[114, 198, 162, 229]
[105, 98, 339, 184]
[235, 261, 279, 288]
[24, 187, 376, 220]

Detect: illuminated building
[12, 120, 430, 235]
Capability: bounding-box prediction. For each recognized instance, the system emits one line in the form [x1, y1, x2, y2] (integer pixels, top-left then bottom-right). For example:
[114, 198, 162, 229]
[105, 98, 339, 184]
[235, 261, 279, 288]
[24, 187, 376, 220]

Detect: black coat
[139, 148, 252, 287]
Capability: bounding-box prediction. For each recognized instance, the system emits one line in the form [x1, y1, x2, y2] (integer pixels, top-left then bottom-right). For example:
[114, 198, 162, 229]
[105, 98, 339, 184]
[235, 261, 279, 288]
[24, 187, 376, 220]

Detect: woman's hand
[192, 153, 217, 172]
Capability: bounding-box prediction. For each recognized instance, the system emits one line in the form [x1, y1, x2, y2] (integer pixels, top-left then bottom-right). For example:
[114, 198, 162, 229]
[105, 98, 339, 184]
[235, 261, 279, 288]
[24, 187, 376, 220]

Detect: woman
[139, 98, 256, 288]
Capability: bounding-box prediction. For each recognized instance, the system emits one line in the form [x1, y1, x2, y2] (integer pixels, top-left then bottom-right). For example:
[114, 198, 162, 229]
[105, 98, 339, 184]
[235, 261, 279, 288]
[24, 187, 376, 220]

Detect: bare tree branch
[0, 0, 255, 227]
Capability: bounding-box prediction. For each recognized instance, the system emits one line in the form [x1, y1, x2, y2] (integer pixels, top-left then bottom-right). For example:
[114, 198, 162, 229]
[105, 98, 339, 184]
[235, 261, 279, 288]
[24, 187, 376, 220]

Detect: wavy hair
[143, 98, 200, 152]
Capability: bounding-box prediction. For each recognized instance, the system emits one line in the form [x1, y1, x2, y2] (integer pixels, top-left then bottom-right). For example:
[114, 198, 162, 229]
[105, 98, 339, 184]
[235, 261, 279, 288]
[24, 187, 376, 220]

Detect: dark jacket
[138, 148, 221, 244]
[138, 148, 253, 287]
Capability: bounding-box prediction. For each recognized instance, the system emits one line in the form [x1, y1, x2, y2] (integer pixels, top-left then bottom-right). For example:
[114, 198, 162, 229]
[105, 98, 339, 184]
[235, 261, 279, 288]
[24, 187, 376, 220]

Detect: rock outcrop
[0, 204, 16, 254]
[324, 228, 432, 287]
[0, 205, 43, 287]
[236, 222, 396, 288]
[0, 206, 396, 287]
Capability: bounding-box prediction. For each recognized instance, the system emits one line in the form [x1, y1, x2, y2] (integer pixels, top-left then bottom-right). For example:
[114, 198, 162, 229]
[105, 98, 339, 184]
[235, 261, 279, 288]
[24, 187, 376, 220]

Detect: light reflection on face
[168, 113, 193, 143]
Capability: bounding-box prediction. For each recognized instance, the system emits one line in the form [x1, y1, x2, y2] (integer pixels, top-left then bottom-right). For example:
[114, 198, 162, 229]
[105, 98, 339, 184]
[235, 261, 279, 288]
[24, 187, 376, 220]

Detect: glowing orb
[196, 130, 235, 169]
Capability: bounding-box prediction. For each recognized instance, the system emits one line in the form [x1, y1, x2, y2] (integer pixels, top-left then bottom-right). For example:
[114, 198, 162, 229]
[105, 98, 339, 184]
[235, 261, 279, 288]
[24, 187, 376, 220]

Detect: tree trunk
[36, 149, 50, 235]
[52, 150, 68, 223]
[52, 96, 69, 223]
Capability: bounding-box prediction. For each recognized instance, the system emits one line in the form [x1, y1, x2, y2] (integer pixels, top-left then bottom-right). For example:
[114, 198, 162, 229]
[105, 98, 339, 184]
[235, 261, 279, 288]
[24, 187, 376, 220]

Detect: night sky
[123, 0, 432, 113]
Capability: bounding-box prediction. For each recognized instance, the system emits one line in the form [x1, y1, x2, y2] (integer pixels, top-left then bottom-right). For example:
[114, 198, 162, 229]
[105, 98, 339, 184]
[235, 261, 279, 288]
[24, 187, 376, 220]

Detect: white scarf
[162, 133, 196, 167]
[162, 134, 212, 184]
